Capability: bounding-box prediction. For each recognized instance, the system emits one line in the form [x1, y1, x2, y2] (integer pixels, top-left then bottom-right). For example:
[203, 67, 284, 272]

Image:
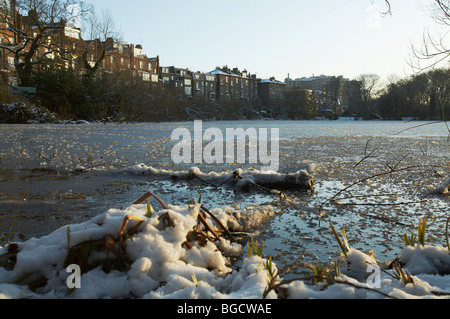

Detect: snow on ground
[0, 201, 448, 299]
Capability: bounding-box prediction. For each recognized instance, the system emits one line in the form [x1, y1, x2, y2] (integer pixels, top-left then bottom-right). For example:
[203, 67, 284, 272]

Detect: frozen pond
[0, 120, 448, 277]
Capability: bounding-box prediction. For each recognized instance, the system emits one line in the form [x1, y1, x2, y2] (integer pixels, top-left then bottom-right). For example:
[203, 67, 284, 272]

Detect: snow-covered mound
[0, 202, 279, 299]
[283, 248, 450, 299]
[122, 165, 315, 191]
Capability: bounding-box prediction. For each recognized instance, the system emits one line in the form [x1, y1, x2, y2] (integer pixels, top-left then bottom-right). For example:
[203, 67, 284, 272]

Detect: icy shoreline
[0, 121, 448, 299]
[0, 199, 448, 299]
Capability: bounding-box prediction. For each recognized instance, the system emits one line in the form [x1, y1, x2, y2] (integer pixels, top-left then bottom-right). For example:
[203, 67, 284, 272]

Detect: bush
[0, 102, 58, 124]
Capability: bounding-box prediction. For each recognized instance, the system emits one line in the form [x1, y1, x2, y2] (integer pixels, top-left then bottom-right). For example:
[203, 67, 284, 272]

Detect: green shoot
[334, 260, 341, 278]
[197, 193, 202, 204]
[402, 233, 409, 246]
[312, 264, 325, 285]
[393, 262, 414, 285]
[402, 215, 427, 247]
[418, 214, 427, 246]
[263, 256, 276, 281]
[247, 238, 263, 257]
[192, 271, 199, 287]
[446, 217, 449, 253]
[403, 232, 416, 247]
[67, 226, 71, 250]
[146, 198, 153, 218]
[342, 226, 349, 253]
[311, 263, 339, 287]
[329, 222, 349, 258]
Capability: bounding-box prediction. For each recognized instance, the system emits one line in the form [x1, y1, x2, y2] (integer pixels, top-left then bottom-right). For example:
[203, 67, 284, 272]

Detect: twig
[133, 191, 168, 209]
[7, 194, 25, 244]
[353, 138, 378, 168]
[263, 275, 396, 299]
[200, 205, 237, 243]
[337, 199, 429, 207]
[318, 164, 433, 215]
[393, 120, 445, 135]
[20, 136, 30, 172]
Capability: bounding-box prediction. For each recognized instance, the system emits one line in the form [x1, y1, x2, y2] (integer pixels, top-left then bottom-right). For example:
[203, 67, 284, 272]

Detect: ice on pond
[0, 121, 448, 299]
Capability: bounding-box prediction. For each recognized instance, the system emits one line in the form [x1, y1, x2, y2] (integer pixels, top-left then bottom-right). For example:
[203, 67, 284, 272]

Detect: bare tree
[82, 7, 122, 42]
[357, 73, 381, 103]
[356, 73, 382, 118]
[80, 8, 122, 79]
[0, 0, 91, 86]
[410, 0, 450, 72]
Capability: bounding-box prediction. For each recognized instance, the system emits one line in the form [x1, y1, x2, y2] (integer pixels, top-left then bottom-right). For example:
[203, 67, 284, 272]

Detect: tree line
[346, 70, 450, 120]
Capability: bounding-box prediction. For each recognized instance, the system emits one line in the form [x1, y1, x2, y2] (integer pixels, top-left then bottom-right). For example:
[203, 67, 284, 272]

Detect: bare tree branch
[370, 0, 392, 16]
[409, 0, 450, 73]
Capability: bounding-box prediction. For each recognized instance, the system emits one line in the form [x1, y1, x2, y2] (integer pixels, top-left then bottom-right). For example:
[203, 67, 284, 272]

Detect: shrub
[0, 102, 58, 124]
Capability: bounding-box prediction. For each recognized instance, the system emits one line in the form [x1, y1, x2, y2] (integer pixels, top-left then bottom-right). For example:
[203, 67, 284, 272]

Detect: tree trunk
[16, 63, 34, 87]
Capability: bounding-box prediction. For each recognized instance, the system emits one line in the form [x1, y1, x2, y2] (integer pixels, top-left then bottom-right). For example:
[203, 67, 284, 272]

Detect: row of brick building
[0, 2, 352, 115]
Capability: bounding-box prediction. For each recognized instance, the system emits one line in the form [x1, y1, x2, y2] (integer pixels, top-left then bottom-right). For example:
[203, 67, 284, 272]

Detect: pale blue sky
[84, 0, 447, 82]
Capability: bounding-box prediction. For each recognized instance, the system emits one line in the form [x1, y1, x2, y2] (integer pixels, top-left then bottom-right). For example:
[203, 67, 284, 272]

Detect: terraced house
[86, 38, 159, 82]
[191, 71, 217, 101]
[258, 77, 286, 113]
[0, 1, 159, 87]
[205, 66, 259, 103]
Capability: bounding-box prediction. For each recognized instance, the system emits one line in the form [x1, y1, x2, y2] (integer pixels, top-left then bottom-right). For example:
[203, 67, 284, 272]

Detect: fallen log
[428, 178, 450, 195]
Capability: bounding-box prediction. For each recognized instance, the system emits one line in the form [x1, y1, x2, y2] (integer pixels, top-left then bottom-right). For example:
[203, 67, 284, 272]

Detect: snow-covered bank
[122, 164, 315, 191]
[0, 200, 448, 299]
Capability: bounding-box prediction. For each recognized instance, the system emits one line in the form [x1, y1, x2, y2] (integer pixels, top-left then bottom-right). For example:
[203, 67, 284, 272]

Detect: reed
[329, 222, 350, 258]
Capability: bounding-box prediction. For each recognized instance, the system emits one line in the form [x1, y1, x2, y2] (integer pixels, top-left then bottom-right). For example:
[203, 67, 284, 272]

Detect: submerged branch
[318, 164, 438, 215]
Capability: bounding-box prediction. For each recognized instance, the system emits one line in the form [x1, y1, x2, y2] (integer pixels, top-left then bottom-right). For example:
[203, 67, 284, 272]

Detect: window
[65, 28, 80, 39]
[142, 72, 150, 81]
[140, 61, 143, 69]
